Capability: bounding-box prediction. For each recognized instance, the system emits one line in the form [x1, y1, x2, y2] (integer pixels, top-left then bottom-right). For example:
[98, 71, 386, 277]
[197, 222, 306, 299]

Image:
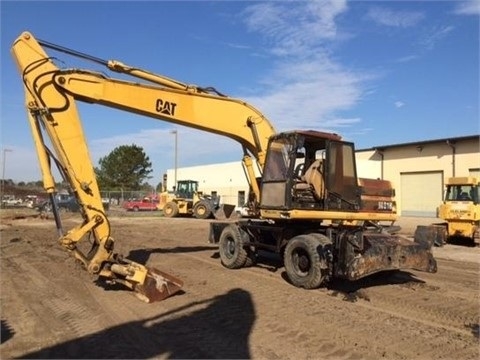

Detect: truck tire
[133, 206, 139, 212]
[284, 233, 332, 289]
[193, 200, 212, 219]
[219, 225, 250, 269]
[163, 202, 179, 218]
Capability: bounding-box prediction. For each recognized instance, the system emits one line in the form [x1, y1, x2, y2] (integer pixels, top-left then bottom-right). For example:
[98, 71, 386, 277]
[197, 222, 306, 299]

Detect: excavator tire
[163, 202, 179, 218]
[193, 199, 212, 219]
[284, 233, 332, 289]
[218, 225, 250, 269]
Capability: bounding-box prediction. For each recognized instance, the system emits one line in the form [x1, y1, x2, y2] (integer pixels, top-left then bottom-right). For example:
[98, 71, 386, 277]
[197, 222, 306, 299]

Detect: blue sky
[1, 0, 479, 184]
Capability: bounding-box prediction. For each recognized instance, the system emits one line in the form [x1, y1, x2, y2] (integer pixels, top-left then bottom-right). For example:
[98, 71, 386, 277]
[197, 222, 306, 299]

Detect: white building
[166, 134, 479, 217]
[165, 161, 261, 207]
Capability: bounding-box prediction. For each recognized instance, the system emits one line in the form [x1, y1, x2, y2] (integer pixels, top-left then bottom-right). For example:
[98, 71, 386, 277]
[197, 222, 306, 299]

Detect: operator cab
[444, 182, 479, 204]
[175, 180, 199, 200]
[260, 130, 361, 212]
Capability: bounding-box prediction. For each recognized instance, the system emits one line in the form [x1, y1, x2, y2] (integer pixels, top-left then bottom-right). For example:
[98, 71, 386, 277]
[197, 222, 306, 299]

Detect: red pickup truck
[122, 197, 159, 211]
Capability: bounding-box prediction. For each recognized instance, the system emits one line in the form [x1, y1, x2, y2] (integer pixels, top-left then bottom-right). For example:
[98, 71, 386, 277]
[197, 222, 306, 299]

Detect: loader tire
[284, 233, 332, 289]
[219, 225, 250, 269]
[163, 202, 179, 218]
[193, 200, 212, 219]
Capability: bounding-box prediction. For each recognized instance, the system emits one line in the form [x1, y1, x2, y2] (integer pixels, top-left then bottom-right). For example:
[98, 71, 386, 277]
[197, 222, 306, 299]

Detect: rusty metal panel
[359, 177, 396, 213]
[345, 233, 437, 280]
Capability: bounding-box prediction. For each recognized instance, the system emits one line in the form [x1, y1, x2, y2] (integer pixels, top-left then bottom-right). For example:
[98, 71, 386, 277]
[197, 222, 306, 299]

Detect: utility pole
[170, 129, 178, 189]
[1, 148, 13, 202]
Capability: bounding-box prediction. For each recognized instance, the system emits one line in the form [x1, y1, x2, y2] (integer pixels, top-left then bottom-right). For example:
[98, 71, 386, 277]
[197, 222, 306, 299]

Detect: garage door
[400, 172, 443, 217]
[469, 169, 480, 178]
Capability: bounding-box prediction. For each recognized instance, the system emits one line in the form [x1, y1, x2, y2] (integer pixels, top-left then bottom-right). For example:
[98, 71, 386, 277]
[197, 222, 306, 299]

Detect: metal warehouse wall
[355, 154, 382, 179]
[357, 136, 480, 215]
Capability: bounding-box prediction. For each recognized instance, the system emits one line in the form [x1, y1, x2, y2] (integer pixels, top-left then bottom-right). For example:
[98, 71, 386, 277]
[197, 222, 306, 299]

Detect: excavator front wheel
[218, 225, 255, 269]
[284, 233, 332, 289]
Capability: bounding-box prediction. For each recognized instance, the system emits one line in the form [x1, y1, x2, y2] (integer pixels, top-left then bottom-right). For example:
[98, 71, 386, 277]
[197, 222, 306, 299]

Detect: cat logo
[156, 99, 177, 116]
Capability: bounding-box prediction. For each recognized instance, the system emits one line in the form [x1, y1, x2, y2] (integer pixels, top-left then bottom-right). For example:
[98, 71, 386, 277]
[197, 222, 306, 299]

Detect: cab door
[260, 136, 295, 208]
[325, 140, 361, 210]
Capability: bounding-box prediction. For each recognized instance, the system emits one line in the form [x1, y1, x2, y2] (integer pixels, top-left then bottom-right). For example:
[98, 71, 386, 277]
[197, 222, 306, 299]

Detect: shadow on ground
[17, 288, 255, 359]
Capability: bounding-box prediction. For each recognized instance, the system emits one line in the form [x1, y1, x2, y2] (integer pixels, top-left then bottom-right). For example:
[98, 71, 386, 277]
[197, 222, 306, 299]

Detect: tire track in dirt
[368, 275, 478, 330]
[0, 238, 142, 358]
[1, 258, 105, 338]
[158, 250, 390, 359]
[71, 219, 480, 359]
[2, 218, 478, 359]
[1, 219, 210, 358]
[77, 268, 260, 359]
[165, 252, 367, 359]
[359, 286, 477, 336]
[161, 243, 479, 359]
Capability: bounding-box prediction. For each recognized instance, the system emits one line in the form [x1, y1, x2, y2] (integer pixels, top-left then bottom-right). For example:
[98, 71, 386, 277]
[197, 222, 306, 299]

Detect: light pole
[170, 129, 178, 189]
[1, 148, 13, 201]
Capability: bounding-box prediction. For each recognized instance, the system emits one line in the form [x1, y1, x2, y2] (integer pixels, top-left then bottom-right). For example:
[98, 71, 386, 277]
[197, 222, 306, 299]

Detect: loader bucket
[134, 267, 184, 303]
[414, 224, 447, 247]
[213, 204, 237, 220]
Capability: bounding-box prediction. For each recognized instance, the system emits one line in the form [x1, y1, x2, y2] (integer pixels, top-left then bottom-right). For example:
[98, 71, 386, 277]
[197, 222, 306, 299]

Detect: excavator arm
[9, 31, 275, 302]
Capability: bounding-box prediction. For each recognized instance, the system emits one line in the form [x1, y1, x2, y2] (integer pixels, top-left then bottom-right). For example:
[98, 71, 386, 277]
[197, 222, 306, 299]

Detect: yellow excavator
[11, 31, 439, 302]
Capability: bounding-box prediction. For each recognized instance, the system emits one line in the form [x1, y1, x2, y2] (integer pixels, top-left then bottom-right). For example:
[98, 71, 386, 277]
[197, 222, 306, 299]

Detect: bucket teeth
[135, 267, 184, 303]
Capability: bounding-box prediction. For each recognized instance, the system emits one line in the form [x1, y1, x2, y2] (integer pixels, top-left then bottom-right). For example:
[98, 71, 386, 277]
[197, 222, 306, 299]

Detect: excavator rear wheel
[163, 202, 179, 218]
[219, 225, 250, 269]
[284, 233, 332, 289]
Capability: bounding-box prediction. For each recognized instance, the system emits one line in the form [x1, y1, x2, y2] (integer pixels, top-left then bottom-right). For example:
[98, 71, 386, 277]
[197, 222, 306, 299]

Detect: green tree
[95, 144, 153, 190]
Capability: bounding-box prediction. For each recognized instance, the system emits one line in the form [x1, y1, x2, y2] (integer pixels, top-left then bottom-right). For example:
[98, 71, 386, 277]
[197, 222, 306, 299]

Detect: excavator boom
[11, 31, 189, 302]
[13, 31, 277, 203]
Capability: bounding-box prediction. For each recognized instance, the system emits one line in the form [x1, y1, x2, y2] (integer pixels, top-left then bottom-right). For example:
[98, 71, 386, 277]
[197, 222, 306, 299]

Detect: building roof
[357, 134, 479, 152]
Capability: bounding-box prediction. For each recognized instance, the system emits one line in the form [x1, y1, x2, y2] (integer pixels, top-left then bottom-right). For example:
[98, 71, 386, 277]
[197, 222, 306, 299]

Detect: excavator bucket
[213, 204, 237, 220]
[109, 258, 183, 303]
[134, 267, 184, 303]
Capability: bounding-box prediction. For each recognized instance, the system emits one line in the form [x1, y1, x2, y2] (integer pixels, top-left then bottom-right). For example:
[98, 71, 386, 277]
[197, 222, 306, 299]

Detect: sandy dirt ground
[0, 209, 479, 359]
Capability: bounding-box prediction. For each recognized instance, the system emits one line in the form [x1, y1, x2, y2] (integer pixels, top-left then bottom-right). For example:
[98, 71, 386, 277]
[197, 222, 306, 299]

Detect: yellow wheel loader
[11, 31, 439, 302]
[159, 179, 229, 219]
